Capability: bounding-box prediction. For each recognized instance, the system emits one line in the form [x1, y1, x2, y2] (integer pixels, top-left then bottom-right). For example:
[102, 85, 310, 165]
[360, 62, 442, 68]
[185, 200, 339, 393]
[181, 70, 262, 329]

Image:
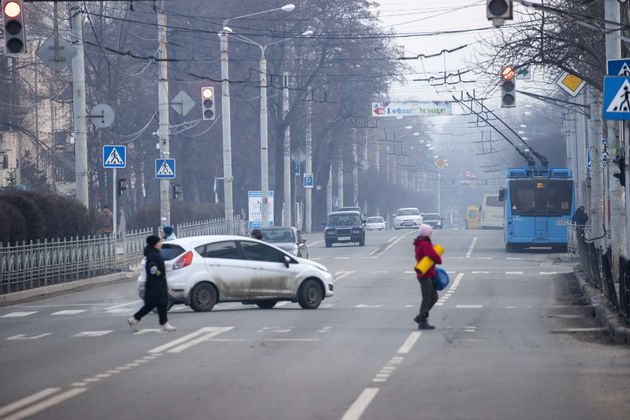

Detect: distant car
[394, 208, 423, 230]
[324, 211, 366, 247]
[260, 227, 308, 259]
[137, 236, 333, 311]
[421, 213, 443, 229]
[337, 206, 365, 220]
[365, 216, 386, 231]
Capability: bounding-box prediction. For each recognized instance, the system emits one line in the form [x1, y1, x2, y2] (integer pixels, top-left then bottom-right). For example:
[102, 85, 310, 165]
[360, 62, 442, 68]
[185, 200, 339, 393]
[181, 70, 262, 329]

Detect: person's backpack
[433, 267, 450, 291]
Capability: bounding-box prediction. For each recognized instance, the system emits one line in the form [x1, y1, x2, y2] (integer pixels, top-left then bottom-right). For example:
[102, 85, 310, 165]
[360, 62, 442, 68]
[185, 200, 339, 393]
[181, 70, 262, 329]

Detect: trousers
[418, 277, 438, 319]
[134, 297, 168, 325]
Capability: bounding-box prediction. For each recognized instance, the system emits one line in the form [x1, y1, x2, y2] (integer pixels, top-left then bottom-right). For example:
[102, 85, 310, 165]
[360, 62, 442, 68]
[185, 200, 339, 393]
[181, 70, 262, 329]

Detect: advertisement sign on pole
[248, 191, 274, 229]
[371, 101, 452, 117]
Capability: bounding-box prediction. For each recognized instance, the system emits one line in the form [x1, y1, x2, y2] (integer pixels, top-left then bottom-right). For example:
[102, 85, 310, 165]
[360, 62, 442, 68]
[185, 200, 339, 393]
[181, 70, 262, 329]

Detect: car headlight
[352, 228, 362, 233]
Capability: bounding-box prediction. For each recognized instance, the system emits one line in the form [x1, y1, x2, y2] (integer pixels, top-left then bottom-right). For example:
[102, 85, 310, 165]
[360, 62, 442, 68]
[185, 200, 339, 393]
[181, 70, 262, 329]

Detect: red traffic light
[501, 65, 516, 80]
[3, 1, 20, 18]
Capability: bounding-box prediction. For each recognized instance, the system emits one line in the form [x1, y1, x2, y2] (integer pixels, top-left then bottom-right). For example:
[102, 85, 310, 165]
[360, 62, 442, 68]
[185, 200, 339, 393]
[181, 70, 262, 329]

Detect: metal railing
[0, 216, 244, 295]
[1, 235, 115, 295]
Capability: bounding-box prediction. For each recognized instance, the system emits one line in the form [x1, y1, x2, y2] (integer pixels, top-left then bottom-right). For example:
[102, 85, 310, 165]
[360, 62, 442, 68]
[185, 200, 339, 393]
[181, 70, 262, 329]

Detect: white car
[394, 208, 423, 230]
[137, 235, 334, 311]
[365, 216, 386, 231]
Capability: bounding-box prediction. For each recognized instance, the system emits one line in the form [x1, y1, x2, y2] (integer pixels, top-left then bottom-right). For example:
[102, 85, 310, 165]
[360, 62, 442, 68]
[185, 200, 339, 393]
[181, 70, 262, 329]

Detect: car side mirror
[283, 255, 291, 268]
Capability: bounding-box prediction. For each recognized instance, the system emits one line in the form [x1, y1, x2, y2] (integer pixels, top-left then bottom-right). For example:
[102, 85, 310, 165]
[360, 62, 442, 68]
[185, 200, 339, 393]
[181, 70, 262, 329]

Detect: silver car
[260, 227, 308, 259]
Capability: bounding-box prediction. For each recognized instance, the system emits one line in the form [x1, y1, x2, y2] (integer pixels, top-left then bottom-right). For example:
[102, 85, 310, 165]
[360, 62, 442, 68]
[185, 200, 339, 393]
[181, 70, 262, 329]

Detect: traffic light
[613, 155, 626, 187]
[501, 65, 516, 108]
[2, 0, 26, 54]
[201, 86, 215, 120]
[172, 183, 182, 200]
[116, 178, 127, 196]
[487, 0, 513, 27]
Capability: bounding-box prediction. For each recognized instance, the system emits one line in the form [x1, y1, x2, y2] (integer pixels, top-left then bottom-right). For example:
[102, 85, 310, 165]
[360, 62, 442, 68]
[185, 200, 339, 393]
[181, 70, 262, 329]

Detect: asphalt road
[1, 229, 630, 420]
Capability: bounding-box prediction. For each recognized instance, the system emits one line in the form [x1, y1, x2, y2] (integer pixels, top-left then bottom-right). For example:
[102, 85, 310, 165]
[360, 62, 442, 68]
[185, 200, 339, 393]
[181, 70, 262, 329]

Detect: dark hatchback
[324, 211, 365, 247]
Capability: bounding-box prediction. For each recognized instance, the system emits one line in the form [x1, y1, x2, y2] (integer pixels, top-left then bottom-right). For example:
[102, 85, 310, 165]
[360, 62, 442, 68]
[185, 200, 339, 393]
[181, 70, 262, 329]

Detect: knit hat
[146, 235, 161, 247]
[418, 224, 433, 238]
[162, 225, 174, 236]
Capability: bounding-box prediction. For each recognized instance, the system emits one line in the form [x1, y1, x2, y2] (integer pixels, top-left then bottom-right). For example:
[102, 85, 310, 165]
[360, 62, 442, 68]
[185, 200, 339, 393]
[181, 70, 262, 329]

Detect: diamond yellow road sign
[434, 159, 446, 170]
[556, 72, 585, 97]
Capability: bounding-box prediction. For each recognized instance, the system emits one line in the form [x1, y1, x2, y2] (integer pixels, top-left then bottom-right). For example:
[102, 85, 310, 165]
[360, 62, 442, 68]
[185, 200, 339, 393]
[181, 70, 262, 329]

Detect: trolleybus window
[509, 180, 572, 217]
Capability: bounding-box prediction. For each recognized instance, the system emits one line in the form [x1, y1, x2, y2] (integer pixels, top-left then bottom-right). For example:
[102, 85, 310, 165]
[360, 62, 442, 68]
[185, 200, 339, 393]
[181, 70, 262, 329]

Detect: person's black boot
[417, 313, 435, 330]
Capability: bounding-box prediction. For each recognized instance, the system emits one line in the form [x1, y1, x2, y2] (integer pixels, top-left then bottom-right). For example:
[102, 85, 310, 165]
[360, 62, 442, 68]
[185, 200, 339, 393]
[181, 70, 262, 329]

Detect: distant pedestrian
[571, 206, 589, 240]
[413, 224, 442, 330]
[161, 225, 177, 241]
[95, 205, 113, 234]
[250, 229, 263, 240]
[128, 235, 176, 332]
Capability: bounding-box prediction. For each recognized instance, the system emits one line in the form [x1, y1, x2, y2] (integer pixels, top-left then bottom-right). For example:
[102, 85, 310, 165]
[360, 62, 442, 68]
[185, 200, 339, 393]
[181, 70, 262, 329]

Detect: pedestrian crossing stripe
[105, 148, 124, 166]
[606, 79, 630, 113]
[157, 161, 174, 176]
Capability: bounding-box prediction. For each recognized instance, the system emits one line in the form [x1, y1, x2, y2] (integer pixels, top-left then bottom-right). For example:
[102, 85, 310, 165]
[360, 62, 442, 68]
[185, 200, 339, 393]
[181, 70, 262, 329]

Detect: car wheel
[325, 240, 332, 248]
[256, 300, 277, 309]
[298, 279, 323, 309]
[190, 283, 218, 312]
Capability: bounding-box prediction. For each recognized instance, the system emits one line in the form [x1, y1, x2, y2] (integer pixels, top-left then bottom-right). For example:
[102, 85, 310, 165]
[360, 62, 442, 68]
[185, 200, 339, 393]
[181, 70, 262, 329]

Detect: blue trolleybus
[502, 167, 575, 252]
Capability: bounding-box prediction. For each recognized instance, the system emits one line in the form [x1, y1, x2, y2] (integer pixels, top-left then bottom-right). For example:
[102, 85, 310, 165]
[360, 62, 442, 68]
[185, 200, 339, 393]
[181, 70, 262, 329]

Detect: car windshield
[367, 217, 383, 223]
[328, 213, 361, 226]
[261, 228, 295, 243]
[397, 209, 420, 216]
[423, 214, 440, 221]
[509, 179, 573, 217]
[339, 207, 361, 213]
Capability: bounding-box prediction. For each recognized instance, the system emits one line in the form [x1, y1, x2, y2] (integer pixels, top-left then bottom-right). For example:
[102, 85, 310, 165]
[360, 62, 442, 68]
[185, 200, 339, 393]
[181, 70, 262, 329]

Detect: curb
[0, 270, 138, 305]
[573, 266, 630, 345]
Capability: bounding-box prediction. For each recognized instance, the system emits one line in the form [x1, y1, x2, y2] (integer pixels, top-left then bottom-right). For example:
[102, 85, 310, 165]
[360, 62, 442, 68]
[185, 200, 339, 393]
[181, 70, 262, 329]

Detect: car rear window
[195, 241, 242, 260]
[367, 217, 383, 223]
[161, 244, 186, 261]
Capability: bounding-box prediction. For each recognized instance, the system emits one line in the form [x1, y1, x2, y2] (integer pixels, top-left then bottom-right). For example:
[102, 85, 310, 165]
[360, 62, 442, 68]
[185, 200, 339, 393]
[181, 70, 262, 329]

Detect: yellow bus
[466, 205, 481, 229]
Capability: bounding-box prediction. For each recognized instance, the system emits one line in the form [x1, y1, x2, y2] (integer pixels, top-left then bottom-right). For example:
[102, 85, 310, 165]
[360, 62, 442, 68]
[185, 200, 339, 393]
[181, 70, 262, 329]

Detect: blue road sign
[303, 173, 314, 189]
[603, 76, 630, 121]
[103, 145, 126, 168]
[608, 58, 630, 76]
[155, 159, 176, 179]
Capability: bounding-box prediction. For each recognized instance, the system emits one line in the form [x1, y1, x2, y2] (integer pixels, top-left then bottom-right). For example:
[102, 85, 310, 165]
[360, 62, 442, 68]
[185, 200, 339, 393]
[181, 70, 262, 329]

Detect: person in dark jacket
[571, 206, 589, 240]
[127, 235, 176, 332]
[413, 224, 442, 330]
[251, 229, 264, 240]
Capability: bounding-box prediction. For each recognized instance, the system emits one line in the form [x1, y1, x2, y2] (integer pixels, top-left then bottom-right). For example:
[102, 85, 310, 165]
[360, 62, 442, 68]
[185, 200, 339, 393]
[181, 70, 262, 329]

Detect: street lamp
[230, 27, 312, 227]
[218, 4, 296, 223]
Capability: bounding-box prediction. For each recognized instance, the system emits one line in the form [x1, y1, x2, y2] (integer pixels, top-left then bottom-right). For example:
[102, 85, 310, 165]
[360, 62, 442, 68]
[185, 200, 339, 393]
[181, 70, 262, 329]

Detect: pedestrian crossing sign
[103, 145, 126, 168]
[155, 159, 176, 179]
[607, 58, 630, 76]
[603, 77, 630, 121]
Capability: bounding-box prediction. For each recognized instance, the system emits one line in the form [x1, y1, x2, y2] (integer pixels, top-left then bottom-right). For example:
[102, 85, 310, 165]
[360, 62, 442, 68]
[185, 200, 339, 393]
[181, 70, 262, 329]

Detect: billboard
[248, 191, 274, 229]
[371, 101, 452, 117]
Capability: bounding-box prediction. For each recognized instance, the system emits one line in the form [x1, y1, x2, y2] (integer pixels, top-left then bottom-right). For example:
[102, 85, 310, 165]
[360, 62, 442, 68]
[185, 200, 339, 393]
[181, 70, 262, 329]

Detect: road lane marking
[387, 236, 399, 243]
[506, 306, 517, 309]
[377, 232, 412, 257]
[404, 271, 414, 274]
[477, 257, 492, 260]
[310, 240, 323, 247]
[3, 387, 87, 420]
[540, 272, 558, 275]
[472, 271, 489, 274]
[340, 388, 380, 420]
[334, 257, 350, 260]
[72, 331, 113, 338]
[505, 271, 524, 275]
[354, 304, 383, 308]
[397, 331, 422, 354]
[134, 329, 162, 335]
[104, 308, 133, 314]
[51, 310, 87, 316]
[372, 379, 387, 383]
[276, 301, 290, 307]
[450, 273, 464, 290]
[104, 301, 142, 311]
[456, 305, 483, 309]
[1, 312, 37, 318]
[465, 237, 478, 258]
[333, 271, 355, 284]
[6, 333, 51, 341]
[0, 388, 61, 418]
[506, 257, 522, 260]
[551, 328, 607, 333]
[148, 327, 234, 354]
[265, 338, 319, 342]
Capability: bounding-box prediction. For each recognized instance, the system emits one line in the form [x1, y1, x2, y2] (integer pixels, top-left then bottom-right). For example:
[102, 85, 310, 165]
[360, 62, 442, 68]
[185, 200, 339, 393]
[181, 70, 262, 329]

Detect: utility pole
[337, 153, 344, 208]
[589, 90, 604, 248]
[282, 72, 292, 227]
[157, 4, 171, 226]
[70, 2, 88, 208]
[327, 165, 333, 214]
[260, 50, 270, 227]
[219, 30, 234, 221]
[352, 126, 358, 205]
[605, 0, 627, 271]
[305, 86, 313, 232]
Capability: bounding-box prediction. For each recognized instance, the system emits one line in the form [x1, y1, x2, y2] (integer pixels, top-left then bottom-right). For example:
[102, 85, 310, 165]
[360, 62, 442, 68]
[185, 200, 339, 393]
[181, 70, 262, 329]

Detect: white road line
[540, 272, 558, 275]
[505, 271, 524, 275]
[506, 306, 517, 309]
[1, 311, 37, 318]
[449, 273, 464, 291]
[397, 331, 422, 354]
[378, 232, 412, 257]
[446, 271, 456, 274]
[3, 387, 87, 420]
[403, 271, 415, 274]
[51, 310, 87, 316]
[334, 257, 351, 260]
[134, 329, 162, 335]
[372, 271, 389, 274]
[551, 328, 607, 333]
[471, 271, 489, 274]
[506, 257, 522, 260]
[465, 237, 478, 258]
[310, 240, 323, 247]
[310, 257, 322, 261]
[375, 373, 391, 378]
[371, 378, 387, 383]
[276, 301, 290, 307]
[6, 333, 51, 341]
[333, 271, 355, 284]
[265, 338, 319, 342]
[456, 305, 483, 309]
[340, 388, 380, 420]
[72, 331, 113, 338]
[0, 388, 61, 418]
[104, 308, 133, 314]
[104, 300, 142, 311]
[70, 383, 87, 387]
[354, 304, 384, 308]
[387, 236, 399, 244]
[149, 327, 234, 354]
[477, 257, 493, 260]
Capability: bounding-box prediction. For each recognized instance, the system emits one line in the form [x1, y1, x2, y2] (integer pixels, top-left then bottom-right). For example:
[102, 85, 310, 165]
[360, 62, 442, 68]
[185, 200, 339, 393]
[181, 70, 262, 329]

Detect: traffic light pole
[157, 4, 171, 227]
[219, 31, 234, 222]
[283, 72, 292, 227]
[305, 86, 312, 233]
[70, 2, 88, 208]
